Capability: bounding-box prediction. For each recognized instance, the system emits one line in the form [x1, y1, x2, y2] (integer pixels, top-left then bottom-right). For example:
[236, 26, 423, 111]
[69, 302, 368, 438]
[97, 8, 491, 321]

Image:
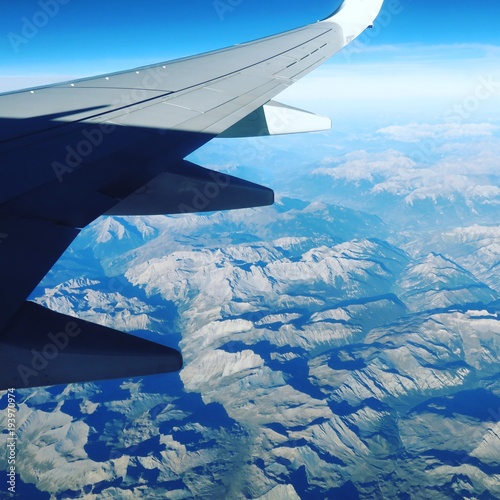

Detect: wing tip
[322, 0, 385, 26]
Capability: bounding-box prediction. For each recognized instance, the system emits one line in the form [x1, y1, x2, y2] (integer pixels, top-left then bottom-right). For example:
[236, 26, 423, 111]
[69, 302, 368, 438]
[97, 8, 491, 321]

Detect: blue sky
[1, 0, 500, 74]
[1, 0, 499, 122]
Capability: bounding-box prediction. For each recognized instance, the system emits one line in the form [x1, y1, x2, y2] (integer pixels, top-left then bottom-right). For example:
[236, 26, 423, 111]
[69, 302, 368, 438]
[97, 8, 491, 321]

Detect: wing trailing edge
[0, 302, 182, 390]
[106, 160, 274, 216]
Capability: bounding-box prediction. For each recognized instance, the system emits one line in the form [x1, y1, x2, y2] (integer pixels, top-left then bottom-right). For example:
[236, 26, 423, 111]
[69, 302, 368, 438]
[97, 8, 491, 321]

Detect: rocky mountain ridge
[2, 197, 499, 499]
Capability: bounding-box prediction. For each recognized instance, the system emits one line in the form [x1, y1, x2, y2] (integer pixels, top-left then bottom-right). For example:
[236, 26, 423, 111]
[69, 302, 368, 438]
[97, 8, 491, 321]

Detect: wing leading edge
[0, 0, 384, 389]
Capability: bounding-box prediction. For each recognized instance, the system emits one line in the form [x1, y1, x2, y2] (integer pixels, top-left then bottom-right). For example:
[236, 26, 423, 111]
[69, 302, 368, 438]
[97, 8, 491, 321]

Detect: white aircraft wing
[0, 0, 384, 389]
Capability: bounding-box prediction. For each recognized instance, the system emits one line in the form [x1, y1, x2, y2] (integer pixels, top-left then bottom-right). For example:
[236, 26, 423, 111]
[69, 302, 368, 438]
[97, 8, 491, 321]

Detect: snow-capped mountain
[395, 252, 499, 312]
[3, 193, 499, 499]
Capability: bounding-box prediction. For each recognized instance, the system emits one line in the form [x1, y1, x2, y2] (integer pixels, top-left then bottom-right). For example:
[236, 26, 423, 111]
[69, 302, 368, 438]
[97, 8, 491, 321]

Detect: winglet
[321, 0, 384, 38]
[220, 101, 331, 138]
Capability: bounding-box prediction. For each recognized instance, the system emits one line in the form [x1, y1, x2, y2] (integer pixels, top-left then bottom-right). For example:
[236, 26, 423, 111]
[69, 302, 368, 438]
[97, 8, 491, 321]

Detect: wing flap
[105, 160, 274, 215]
[0, 301, 182, 390]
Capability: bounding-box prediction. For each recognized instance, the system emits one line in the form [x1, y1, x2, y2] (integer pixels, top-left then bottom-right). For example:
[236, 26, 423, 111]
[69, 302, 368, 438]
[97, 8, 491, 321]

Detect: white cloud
[312, 128, 500, 205]
[313, 149, 415, 183]
[377, 123, 499, 143]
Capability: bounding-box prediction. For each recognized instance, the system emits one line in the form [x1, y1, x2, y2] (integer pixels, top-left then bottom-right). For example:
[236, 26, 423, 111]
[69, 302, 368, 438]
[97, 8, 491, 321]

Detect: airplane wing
[0, 0, 384, 389]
